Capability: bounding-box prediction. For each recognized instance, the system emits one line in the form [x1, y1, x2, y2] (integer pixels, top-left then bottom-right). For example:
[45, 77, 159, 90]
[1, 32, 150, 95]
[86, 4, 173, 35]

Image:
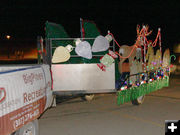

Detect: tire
[131, 96, 145, 105]
[14, 119, 39, 135]
[81, 94, 95, 101]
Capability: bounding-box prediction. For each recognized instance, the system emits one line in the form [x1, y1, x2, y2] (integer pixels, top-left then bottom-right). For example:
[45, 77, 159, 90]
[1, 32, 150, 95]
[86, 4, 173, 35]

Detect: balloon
[92, 35, 110, 52]
[52, 46, 70, 63]
[75, 41, 92, 59]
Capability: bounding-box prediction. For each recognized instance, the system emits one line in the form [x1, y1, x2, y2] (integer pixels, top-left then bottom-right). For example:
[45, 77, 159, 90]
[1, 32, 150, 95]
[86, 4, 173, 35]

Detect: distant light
[6, 35, 11, 39]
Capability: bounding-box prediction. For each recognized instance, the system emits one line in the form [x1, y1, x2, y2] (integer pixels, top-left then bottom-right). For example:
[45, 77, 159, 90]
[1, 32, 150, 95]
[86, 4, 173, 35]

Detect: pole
[158, 28, 162, 57]
[143, 25, 146, 71]
[37, 36, 41, 64]
[80, 18, 83, 39]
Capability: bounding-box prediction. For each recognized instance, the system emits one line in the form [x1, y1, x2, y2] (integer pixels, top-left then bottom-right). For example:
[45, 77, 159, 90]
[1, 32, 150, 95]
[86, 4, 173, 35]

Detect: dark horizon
[0, 0, 180, 53]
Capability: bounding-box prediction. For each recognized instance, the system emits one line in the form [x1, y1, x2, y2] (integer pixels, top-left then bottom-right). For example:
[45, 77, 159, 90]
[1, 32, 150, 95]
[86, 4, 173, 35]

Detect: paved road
[39, 75, 180, 135]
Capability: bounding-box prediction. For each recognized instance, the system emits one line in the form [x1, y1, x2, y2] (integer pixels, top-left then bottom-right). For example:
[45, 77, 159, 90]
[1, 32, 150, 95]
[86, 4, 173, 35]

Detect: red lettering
[23, 93, 28, 103]
[28, 93, 32, 101]
[32, 92, 35, 100]
[23, 88, 45, 103]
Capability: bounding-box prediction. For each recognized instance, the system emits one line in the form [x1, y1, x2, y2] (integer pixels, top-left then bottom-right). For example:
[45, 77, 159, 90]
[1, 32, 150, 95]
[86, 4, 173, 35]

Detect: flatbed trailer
[43, 21, 171, 104]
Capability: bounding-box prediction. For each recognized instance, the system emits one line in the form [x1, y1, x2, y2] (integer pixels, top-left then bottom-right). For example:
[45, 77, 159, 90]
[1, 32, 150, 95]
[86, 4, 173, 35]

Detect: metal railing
[45, 37, 116, 66]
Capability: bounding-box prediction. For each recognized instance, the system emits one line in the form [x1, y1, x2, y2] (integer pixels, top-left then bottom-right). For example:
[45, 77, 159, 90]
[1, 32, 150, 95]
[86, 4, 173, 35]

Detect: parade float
[40, 19, 171, 105]
[0, 19, 173, 135]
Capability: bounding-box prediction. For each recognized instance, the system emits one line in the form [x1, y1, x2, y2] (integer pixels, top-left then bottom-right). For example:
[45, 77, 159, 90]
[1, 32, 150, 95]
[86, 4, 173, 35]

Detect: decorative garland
[108, 26, 161, 60]
[117, 76, 169, 105]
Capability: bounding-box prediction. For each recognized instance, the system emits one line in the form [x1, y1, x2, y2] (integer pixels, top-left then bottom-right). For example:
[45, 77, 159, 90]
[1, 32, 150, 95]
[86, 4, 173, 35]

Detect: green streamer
[117, 77, 170, 105]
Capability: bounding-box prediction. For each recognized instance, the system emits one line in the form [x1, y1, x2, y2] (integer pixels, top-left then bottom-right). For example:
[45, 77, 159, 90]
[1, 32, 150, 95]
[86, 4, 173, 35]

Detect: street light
[6, 35, 11, 39]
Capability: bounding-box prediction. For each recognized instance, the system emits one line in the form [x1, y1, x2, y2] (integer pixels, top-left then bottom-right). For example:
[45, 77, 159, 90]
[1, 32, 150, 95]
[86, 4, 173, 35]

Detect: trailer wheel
[131, 96, 145, 105]
[14, 119, 39, 135]
[81, 94, 95, 101]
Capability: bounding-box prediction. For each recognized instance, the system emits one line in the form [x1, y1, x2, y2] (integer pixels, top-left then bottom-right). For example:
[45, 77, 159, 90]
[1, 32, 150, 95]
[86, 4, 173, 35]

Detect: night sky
[0, 0, 180, 52]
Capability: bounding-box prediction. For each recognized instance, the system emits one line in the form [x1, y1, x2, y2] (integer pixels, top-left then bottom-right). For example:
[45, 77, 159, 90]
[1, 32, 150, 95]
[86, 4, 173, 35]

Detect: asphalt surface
[39, 74, 180, 135]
